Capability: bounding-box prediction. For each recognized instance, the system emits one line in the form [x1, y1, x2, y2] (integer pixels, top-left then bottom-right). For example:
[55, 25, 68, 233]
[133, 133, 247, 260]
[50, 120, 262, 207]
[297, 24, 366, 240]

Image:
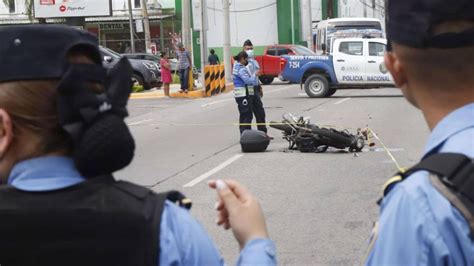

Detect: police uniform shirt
[7, 156, 277, 266]
[366, 103, 474, 265]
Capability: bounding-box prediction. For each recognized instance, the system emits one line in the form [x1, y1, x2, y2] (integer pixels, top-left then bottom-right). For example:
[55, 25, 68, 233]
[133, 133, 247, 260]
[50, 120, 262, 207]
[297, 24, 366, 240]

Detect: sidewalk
[129, 75, 233, 100]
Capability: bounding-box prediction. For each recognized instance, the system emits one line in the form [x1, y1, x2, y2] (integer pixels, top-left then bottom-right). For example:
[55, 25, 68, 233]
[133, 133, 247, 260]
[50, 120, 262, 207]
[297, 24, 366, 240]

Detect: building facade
[0, 0, 385, 68]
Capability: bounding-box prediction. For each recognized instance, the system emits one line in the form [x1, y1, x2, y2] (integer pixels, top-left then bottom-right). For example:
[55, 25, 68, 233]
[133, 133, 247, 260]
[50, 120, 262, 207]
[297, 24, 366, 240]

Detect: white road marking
[201, 98, 233, 107]
[183, 154, 244, 187]
[334, 98, 351, 105]
[127, 119, 153, 126]
[363, 148, 405, 153]
[298, 93, 308, 97]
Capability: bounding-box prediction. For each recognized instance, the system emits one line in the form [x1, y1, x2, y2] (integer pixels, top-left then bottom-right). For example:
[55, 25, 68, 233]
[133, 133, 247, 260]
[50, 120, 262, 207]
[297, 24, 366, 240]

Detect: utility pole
[306, 0, 312, 50]
[127, 0, 136, 53]
[222, 0, 232, 82]
[141, 0, 152, 53]
[200, 0, 208, 86]
[290, 0, 295, 44]
[182, 0, 192, 50]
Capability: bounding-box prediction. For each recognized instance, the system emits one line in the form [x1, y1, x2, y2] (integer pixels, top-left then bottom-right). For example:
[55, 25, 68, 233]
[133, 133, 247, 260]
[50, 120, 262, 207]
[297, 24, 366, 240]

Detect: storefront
[86, 14, 178, 55]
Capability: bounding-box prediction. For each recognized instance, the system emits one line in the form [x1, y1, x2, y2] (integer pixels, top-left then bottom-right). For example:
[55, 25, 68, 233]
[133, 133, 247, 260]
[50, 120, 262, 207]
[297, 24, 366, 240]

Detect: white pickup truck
[281, 38, 394, 97]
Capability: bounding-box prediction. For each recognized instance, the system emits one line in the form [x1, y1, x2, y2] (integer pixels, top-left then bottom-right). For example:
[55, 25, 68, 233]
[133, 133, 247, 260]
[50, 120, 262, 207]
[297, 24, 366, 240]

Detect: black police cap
[386, 0, 474, 49]
[243, 39, 253, 47]
[0, 25, 101, 83]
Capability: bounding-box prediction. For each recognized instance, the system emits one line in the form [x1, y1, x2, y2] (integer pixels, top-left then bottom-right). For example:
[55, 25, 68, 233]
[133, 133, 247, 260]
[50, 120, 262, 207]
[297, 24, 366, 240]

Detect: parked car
[123, 53, 198, 79]
[99, 47, 161, 90]
[255, 44, 316, 85]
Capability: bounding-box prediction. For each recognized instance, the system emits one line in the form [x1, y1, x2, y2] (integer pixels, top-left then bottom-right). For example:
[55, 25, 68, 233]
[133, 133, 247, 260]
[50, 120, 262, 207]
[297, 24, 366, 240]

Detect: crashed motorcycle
[270, 113, 365, 153]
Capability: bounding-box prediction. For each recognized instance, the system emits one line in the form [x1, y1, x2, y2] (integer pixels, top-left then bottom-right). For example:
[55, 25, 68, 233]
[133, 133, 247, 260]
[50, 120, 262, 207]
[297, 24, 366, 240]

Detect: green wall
[277, 0, 302, 45]
[321, 0, 339, 19]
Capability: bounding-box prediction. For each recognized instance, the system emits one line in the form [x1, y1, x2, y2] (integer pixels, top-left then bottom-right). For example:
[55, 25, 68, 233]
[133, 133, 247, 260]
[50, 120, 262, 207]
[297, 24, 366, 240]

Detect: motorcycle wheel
[312, 127, 354, 148]
[349, 137, 365, 152]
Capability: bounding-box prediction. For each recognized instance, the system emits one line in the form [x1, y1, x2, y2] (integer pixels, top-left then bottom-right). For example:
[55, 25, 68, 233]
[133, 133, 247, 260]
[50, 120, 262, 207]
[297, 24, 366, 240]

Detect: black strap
[400, 153, 471, 180]
[381, 153, 474, 236]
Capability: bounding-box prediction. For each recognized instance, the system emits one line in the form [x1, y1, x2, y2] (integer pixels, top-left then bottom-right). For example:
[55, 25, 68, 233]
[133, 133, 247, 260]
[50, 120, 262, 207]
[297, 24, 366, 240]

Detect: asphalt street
[117, 81, 429, 265]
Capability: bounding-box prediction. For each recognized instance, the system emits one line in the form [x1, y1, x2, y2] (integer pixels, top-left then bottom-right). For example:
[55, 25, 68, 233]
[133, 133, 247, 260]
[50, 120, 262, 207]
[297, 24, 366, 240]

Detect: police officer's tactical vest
[0, 175, 191, 266]
[381, 153, 474, 237]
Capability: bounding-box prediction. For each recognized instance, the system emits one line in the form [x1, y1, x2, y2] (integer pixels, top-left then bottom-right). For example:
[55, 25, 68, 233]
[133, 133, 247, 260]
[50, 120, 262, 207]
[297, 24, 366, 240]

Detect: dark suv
[99, 47, 161, 90]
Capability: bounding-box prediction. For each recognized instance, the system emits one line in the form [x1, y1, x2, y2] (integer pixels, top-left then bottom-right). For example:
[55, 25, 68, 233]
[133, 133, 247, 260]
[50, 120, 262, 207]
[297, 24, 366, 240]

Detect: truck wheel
[304, 74, 329, 98]
[327, 88, 337, 97]
[259, 76, 274, 85]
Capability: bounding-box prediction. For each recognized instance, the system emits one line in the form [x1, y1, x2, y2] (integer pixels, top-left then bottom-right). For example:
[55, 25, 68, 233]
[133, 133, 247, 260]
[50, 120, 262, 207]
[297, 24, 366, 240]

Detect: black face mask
[57, 58, 135, 177]
[243, 60, 249, 66]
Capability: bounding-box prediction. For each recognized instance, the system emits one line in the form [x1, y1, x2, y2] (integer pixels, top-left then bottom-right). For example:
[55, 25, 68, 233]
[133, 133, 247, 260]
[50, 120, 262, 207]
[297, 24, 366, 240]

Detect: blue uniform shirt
[247, 58, 261, 86]
[232, 62, 259, 88]
[366, 103, 474, 265]
[7, 156, 277, 266]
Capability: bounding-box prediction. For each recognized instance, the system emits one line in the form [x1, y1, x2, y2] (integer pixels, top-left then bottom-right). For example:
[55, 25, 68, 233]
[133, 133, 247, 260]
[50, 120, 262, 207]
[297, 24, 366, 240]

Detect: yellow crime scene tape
[129, 120, 405, 172]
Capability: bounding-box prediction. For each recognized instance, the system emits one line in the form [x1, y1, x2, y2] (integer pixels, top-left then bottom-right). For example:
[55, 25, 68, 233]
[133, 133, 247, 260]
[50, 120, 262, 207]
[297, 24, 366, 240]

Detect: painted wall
[338, 0, 385, 21]
[206, 0, 278, 48]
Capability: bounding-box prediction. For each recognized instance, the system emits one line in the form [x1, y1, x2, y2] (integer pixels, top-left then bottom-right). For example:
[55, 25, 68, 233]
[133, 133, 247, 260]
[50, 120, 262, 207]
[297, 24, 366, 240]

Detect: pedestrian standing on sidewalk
[243, 40, 271, 138]
[175, 42, 192, 93]
[160, 51, 172, 97]
[233, 51, 259, 134]
[208, 49, 220, 65]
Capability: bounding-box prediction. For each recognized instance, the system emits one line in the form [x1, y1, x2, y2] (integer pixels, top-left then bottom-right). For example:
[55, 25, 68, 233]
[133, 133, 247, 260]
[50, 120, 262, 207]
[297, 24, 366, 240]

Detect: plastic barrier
[204, 64, 227, 97]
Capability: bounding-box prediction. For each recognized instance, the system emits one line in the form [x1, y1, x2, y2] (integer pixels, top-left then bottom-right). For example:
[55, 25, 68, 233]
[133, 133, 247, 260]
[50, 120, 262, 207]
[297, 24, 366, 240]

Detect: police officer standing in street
[233, 51, 260, 134]
[243, 40, 272, 138]
[0, 25, 276, 266]
[366, 0, 474, 264]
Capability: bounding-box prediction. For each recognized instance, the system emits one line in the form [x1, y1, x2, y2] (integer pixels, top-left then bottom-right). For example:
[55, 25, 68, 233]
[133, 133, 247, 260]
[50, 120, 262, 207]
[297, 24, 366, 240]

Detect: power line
[207, 1, 276, 13]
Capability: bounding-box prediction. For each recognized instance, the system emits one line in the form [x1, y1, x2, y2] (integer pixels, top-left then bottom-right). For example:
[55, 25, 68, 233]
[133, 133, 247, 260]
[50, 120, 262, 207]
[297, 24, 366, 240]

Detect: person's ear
[384, 52, 407, 89]
[0, 109, 13, 158]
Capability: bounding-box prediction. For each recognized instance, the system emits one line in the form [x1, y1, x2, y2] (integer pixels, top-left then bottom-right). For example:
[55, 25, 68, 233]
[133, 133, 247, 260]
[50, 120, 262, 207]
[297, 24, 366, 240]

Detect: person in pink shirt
[160, 51, 172, 97]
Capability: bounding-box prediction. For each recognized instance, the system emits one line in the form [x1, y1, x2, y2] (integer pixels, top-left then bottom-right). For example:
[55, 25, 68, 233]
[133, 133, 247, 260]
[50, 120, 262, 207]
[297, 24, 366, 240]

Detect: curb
[130, 91, 164, 99]
[170, 89, 205, 99]
[129, 83, 234, 100]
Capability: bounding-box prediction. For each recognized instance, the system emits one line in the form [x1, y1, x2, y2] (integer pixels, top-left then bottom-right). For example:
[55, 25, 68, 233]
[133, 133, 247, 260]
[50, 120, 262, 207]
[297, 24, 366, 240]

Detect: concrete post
[182, 0, 192, 50]
[200, 0, 208, 87]
[222, 0, 232, 82]
[127, 0, 136, 53]
[306, 0, 313, 50]
[141, 0, 152, 53]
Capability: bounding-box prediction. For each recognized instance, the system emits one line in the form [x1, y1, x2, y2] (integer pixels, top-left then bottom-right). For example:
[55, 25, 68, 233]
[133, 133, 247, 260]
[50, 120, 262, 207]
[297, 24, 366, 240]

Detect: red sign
[40, 0, 55, 4]
[59, 5, 66, 12]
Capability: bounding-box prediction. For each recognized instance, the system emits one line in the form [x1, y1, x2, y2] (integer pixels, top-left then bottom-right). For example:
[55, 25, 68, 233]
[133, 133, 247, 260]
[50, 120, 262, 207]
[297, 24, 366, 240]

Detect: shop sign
[34, 0, 112, 18]
[99, 23, 127, 31]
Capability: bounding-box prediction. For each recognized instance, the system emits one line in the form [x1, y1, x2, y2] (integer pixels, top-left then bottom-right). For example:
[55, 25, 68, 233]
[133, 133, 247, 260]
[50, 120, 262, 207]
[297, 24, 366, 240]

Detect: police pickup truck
[281, 38, 394, 97]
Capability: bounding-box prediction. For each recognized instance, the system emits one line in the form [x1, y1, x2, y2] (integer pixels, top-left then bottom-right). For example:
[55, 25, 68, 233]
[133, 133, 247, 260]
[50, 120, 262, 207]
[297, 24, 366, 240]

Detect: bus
[314, 18, 384, 55]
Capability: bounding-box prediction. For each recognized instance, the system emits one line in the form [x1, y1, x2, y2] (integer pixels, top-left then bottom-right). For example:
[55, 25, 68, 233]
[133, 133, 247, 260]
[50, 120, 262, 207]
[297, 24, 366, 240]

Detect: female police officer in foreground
[0, 25, 276, 266]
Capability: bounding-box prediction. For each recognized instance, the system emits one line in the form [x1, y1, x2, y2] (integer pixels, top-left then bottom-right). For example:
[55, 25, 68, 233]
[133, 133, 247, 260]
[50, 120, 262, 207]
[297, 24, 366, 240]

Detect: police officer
[366, 0, 474, 264]
[233, 51, 259, 134]
[0, 25, 276, 266]
[243, 39, 271, 137]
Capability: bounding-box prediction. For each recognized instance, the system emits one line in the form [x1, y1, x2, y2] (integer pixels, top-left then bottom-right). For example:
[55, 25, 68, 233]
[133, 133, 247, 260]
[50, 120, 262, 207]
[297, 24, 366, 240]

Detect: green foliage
[172, 73, 180, 84]
[132, 85, 144, 93]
